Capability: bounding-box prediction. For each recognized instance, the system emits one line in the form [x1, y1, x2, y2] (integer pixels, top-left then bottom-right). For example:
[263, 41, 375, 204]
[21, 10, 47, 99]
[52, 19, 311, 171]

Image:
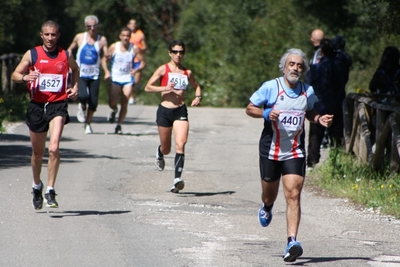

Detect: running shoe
[115, 125, 122, 134]
[258, 204, 273, 227]
[170, 178, 185, 193]
[156, 146, 165, 171]
[283, 241, 303, 262]
[31, 181, 44, 210]
[77, 103, 86, 123]
[44, 190, 59, 208]
[108, 107, 118, 123]
[85, 124, 93, 134]
[128, 97, 134, 105]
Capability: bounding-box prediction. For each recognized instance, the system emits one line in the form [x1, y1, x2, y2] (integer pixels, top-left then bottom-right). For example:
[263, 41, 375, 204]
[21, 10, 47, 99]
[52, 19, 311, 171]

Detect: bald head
[310, 29, 324, 47]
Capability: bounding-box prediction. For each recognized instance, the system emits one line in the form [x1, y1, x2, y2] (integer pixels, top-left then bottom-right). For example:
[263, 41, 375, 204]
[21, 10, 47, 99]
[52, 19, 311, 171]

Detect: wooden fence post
[0, 53, 23, 96]
[344, 93, 400, 174]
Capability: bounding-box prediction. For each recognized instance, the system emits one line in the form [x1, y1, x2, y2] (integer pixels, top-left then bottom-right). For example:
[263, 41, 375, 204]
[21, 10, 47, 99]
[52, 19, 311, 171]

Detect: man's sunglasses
[170, 50, 185, 55]
[85, 24, 98, 29]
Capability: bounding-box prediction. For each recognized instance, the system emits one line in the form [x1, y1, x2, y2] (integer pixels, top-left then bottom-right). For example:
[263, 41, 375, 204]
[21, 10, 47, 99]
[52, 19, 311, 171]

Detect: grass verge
[308, 148, 400, 218]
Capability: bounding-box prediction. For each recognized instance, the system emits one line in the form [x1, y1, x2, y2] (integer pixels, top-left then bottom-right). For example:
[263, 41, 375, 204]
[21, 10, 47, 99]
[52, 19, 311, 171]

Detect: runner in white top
[246, 48, 333, 263]
[102, 26, 144, 134]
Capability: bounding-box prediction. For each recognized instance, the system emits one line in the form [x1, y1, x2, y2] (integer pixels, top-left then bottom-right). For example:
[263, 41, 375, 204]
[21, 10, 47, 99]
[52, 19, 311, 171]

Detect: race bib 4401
[278, 110, 305, 132]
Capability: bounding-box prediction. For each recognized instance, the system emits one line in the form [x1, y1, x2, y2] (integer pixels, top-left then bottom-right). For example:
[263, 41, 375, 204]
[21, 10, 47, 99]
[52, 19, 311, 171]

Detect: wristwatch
[22, 74, 26, 82]
[196, 95, 202, 99]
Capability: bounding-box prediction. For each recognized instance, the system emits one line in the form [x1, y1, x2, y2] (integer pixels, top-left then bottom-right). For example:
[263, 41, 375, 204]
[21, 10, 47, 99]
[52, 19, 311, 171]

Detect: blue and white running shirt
[249, 77, 318, 161]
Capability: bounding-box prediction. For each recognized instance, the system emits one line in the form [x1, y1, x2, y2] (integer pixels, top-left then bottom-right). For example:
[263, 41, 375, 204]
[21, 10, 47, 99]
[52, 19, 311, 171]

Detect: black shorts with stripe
[26, 101, 70, 133]
[156, 104, 188, 127]
[259, 157, 306, 182]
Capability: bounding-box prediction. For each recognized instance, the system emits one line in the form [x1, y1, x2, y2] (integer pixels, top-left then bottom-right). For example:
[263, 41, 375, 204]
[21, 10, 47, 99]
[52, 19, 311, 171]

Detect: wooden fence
[343, 93, 400, 174]
[0, 53, 24, 96]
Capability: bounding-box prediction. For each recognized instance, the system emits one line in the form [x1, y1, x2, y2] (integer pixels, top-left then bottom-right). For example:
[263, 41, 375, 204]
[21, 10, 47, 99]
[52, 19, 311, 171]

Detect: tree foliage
[1, 0, 400, 107]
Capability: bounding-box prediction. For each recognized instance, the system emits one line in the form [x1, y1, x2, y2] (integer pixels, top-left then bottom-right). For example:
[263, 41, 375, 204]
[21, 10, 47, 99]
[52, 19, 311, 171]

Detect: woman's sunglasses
[170, 50, 185, 55]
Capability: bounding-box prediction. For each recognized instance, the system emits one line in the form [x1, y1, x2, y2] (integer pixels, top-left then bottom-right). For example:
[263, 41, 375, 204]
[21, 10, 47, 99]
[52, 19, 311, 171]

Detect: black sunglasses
[170, 50, 185, 55]
[85, 24, 98, 29]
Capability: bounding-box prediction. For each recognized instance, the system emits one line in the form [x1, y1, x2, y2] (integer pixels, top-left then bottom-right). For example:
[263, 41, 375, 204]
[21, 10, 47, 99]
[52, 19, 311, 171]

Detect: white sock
[32, 183, 42, 190]
[46, 186, 54, 193]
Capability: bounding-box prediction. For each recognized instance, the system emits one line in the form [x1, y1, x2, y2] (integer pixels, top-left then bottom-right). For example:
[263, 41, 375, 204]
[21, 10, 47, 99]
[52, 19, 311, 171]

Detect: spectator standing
[309, 29, 329, 148]
[310, 29, 324, 64]
[369, 46, 400, 104]
[332, 35, 352, 101]
[306, 38, 342, 169]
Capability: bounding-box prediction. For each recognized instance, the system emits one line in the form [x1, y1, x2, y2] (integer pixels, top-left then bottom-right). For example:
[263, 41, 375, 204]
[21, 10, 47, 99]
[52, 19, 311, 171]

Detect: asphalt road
[0, 103, 399, 267]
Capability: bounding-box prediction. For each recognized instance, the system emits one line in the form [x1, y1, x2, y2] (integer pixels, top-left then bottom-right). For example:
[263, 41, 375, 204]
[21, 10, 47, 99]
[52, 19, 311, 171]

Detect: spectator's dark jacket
[307, 56, 341, 114]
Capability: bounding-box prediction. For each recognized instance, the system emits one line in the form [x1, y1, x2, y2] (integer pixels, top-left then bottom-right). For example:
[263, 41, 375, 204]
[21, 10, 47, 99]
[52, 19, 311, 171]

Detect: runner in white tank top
[102, 27, 144, 134]
[110, 41, 135, 85]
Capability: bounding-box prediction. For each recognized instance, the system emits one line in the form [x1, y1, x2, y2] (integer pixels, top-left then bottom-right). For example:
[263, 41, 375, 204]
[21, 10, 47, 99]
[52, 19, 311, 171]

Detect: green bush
[0, 94, 30, 132]
[310, 148, 400, 218]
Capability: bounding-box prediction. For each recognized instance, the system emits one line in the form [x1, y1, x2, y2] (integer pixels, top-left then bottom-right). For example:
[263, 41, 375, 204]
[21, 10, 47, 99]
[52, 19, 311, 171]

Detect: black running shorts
[26, 101, 70, 133]
[259, 157, 306, 182]
[156, 104, 188, 127]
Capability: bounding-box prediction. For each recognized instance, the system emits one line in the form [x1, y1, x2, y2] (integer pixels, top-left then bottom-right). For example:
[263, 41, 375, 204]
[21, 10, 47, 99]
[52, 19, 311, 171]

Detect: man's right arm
[67, 33, 81, 54]
[11, 50, 32, 83]
[245, 103, 263, 118]
[101, 43, 114, 80]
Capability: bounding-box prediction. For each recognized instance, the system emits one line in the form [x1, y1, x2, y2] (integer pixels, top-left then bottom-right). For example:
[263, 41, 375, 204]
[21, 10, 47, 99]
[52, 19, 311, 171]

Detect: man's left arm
[67, 54, 79, 100]
[305, 108, 333, 127]
[132, 46, 145, 75]
[101, 36, 109, 60]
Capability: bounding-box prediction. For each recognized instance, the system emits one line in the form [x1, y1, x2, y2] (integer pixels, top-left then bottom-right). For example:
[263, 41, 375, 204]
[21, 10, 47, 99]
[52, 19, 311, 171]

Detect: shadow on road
[70, 116, 156, 127]
[37, 210, 131, 218]
[178, 191, 235, 197]
[281, 256, 371, 265]
[0, 144, 121, 169]
[0, 133, 30, 142]
[0, 133, 76, 142]
[88, 132, 158, 137]
[0, 144, 31, 168]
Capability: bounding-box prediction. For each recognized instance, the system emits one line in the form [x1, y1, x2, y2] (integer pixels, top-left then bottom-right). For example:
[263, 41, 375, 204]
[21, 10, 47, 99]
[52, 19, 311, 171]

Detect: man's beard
[287, 73, 300, 84]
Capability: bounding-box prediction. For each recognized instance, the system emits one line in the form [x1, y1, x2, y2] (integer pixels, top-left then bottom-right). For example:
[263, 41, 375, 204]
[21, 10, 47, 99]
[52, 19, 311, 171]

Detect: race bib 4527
[38, 73, 64, 92]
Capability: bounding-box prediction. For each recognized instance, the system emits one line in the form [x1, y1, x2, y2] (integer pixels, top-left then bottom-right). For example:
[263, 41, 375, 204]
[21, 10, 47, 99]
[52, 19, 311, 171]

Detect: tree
[2, 0, 400, 107]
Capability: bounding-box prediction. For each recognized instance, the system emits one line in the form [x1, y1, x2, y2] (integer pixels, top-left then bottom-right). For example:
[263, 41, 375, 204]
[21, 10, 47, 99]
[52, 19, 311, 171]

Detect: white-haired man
[68, 15, 109, 134]
[246, 48, 333, 262]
